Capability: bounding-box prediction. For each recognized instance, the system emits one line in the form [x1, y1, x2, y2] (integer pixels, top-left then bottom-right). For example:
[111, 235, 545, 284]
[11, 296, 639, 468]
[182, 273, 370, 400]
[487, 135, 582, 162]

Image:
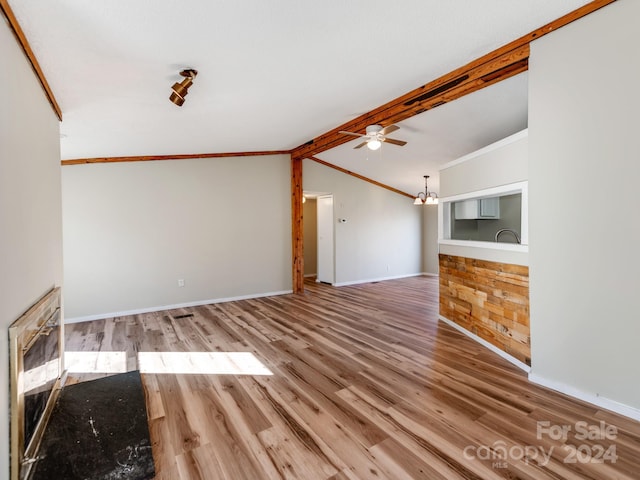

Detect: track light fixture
[414, 175, 439, 205]
[170, 69, 198, 106]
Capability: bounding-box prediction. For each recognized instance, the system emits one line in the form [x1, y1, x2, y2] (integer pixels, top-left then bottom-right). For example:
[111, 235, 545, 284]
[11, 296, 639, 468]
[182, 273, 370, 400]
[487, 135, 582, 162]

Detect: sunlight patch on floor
[65, 351, 128, 374]
[65, 351, 273, 376]
[137, 351, 273, 375]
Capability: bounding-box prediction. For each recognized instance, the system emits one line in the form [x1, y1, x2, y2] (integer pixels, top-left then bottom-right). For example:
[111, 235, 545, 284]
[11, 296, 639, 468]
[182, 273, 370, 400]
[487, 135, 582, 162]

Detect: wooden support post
[291, 156, 304, 294]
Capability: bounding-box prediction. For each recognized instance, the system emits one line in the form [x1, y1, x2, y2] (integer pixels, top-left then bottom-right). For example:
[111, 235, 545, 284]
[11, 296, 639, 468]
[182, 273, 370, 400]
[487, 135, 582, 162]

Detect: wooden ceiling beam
[290, 0, 617, 160]
[1, 0, 62, 121]
[290, 46, 528, 159]
[294, 48, 529, 158]
[308, 157, 414, 199]
[61, 150, 290, 166]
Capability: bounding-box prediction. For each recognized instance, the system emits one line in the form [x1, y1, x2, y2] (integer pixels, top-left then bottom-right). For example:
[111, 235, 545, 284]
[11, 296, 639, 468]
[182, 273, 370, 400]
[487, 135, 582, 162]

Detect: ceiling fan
[339, 124, 407, 150]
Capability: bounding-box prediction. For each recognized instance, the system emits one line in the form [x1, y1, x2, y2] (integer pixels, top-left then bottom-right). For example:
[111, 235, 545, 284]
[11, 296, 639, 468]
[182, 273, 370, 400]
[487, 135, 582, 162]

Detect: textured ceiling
[10, 0, 591, 194]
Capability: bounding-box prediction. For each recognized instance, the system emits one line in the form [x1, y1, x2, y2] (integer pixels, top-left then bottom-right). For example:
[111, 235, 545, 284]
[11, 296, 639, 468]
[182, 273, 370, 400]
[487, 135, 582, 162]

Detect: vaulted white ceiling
[10, 0, 591, 195]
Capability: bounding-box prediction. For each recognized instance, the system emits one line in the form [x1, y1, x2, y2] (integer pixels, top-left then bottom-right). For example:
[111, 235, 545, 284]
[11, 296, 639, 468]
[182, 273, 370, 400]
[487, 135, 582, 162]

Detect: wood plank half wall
[0, 0, 62, 120]
[439, 254, 530, 366]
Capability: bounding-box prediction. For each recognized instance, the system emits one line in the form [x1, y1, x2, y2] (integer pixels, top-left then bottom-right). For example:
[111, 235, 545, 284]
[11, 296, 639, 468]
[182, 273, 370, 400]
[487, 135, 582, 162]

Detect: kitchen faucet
[495, 228, 521, 244]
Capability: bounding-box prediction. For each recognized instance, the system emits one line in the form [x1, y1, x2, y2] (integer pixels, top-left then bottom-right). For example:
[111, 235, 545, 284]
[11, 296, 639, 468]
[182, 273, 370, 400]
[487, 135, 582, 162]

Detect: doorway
[316, 194, 335, 284]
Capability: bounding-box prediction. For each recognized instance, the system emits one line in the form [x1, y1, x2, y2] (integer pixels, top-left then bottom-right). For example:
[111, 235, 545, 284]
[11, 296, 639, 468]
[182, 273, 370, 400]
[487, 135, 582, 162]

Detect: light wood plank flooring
[65, 276, 640, 479]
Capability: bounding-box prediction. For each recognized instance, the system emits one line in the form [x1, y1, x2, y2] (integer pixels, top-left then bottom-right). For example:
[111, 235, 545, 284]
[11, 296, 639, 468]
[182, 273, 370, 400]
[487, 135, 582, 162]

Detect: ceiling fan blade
[382, 137, 407, 146]
[380, 124, 399, 135]
[354, 141, 368, 149]
[339, 131, 366, 138]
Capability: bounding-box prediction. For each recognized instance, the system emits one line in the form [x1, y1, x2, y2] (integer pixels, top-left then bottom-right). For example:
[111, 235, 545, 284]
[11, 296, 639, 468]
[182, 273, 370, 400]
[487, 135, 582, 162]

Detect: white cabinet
[454, 199, 479, 219]
[479, 197, 500, 218]
[454, 197, 500, 219]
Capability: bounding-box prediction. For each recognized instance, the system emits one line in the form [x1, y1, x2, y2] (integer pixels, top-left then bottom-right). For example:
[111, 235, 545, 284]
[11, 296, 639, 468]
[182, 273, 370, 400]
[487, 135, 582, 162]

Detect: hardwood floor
[64, 276, 640, 479]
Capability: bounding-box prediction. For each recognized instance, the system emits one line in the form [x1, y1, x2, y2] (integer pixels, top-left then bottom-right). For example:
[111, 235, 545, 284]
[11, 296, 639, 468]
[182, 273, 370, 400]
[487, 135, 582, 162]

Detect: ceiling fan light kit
[339, 124, 407, 150]
[414, 175, 438, 205]
[367, 139, 382, 151]
[170, 69, 198, 106]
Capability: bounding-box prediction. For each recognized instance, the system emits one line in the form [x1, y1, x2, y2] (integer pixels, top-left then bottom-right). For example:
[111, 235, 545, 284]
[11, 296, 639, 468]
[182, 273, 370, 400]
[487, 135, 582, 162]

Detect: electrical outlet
[177, 279, 185, 287]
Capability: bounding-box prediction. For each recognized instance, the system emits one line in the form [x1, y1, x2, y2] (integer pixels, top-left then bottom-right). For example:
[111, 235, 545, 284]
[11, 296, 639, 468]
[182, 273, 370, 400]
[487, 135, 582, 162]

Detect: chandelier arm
[413, 175, 438, 205]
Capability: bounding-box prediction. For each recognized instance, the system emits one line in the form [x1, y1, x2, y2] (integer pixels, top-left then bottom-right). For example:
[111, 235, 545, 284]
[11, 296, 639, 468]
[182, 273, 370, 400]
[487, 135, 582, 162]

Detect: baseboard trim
[64, 290, 293, 324]
[528, 373, 640, 422]
[438, 313, 640, 420]
[333, 273, 424, 287]
[438, 315, 531, 373]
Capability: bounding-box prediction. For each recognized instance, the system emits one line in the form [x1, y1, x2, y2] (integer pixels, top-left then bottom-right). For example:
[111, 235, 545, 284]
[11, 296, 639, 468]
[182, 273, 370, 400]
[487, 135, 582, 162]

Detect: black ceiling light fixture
[169, 69, 198, 106]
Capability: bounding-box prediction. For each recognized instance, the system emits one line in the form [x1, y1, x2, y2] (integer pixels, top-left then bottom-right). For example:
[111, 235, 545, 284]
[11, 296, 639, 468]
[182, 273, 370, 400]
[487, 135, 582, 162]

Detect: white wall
[62, 155, 292, 320]
[529, 0, 640, 413]
[303, 159, 422, 285]
[0, 19, 63, 478]
[439, 131, 528, 198]
[439, 132, 529, 266]
[422, 206, 439, 274]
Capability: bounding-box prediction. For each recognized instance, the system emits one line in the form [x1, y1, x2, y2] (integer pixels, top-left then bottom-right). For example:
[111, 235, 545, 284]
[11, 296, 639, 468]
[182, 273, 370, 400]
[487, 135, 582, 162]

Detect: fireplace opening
[9, 287, 64, 480]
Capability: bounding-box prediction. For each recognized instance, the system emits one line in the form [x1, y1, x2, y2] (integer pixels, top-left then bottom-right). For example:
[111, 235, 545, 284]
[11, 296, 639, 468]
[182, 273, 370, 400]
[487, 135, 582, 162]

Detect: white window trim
[438, 180, 528, 251]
